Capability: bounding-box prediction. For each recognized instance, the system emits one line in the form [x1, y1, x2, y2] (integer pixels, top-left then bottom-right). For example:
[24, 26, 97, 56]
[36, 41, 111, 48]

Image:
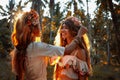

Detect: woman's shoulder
[28, 42, 47, 48]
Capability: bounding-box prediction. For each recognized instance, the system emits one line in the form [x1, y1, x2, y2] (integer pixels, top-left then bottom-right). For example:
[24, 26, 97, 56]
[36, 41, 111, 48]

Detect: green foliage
[91, 0, 120, 64]
[0, 58, 15, 80]
[95, 0, 120, 55]
[0, 18, 12, 58]
[89, 63, 120, 80]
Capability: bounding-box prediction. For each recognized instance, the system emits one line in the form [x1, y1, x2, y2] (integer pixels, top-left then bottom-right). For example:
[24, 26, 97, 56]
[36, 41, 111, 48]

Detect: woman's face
[60, 24, 73, 40]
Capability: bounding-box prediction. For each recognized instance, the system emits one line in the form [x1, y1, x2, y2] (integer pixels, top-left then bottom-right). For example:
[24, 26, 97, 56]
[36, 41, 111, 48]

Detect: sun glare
[35, 37, 41, 42]
[15, 7, 32, 20]
[54, 28, 61, 46]
[83, 34, 90, 53]
[15, 12, 23, 20]
[50, 56, 61, 65]
[17, 13, 23, 19]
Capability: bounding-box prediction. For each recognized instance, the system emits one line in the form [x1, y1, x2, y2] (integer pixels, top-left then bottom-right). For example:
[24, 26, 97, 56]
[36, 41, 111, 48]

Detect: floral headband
[71, 17, 81, 27]
[62, 17, 81, 27]
[25, 10, 39, 26]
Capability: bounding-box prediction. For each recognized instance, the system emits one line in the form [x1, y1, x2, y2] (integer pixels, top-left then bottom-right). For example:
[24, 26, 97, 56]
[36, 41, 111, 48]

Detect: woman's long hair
[10, 10, 40, 80]
[54, 16, 90, 51]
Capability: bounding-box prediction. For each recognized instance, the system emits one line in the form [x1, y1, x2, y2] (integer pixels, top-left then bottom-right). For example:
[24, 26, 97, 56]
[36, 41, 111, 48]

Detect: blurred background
[0, 0, 120, 80]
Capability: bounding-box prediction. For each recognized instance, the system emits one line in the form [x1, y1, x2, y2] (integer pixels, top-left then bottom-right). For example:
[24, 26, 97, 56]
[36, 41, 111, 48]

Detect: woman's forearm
[64, 37, 81, 55]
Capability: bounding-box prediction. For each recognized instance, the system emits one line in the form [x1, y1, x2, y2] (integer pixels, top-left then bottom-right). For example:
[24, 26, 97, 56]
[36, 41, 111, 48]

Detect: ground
[0, 57, 120, 80]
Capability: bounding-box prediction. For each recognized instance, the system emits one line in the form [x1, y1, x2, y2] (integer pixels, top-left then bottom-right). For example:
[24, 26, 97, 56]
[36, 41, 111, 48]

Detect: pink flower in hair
[71, 17, 81, 26]
[25, 10, 39, 26]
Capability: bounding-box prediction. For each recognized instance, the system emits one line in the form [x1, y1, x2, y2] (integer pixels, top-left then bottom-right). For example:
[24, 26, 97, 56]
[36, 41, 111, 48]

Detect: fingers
[77, 26, 88, 38]
[80, 26, 88, 35]
[72, 17, 81, 26]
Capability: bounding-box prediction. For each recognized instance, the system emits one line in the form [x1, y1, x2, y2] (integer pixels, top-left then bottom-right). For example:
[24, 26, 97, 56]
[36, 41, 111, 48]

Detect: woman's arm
[64, 26, 88, 55]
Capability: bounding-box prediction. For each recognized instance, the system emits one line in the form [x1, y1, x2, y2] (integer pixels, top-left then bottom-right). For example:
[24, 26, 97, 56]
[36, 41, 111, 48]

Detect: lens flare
[54, 28, 61, 46]
[83, 34, 90, 53]
[35, 37, 41, 42]
[17, 13, 23, 19]
[50, 56, 61, 65]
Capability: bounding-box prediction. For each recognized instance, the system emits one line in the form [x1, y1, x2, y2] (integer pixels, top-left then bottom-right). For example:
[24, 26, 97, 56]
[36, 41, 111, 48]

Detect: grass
[0, 57, 15, 80]
[0, 57, 120, 80]
[89, 63, 120, 80]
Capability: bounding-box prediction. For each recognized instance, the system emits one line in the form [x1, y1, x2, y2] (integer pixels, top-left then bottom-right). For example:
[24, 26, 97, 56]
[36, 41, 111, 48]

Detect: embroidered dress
[54, 47, 89, 80]
[25, 42, 65, 80]
[58, 55, 88, 79]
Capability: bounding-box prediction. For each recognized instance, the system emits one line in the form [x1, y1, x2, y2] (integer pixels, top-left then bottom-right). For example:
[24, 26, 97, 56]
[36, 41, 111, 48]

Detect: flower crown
[62, 17, 81, 27]
[25, 10, 39, 26]
[71, 17, 81, 27]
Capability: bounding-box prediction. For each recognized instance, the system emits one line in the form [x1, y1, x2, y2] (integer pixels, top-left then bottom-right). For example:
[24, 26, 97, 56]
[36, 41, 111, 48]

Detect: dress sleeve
[27, 42, 65, 57]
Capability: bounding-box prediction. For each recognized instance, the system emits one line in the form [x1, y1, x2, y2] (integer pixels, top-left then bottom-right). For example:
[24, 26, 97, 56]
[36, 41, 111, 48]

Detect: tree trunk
[9, 0, 15, 32]
[108, 0, 120, 56]
[49, 0, 55, 44]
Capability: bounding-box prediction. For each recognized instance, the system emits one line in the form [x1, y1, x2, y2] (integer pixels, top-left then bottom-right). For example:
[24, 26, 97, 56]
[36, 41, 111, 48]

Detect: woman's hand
[77, 26, 88, 38]
[71, 17, 88, 38]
